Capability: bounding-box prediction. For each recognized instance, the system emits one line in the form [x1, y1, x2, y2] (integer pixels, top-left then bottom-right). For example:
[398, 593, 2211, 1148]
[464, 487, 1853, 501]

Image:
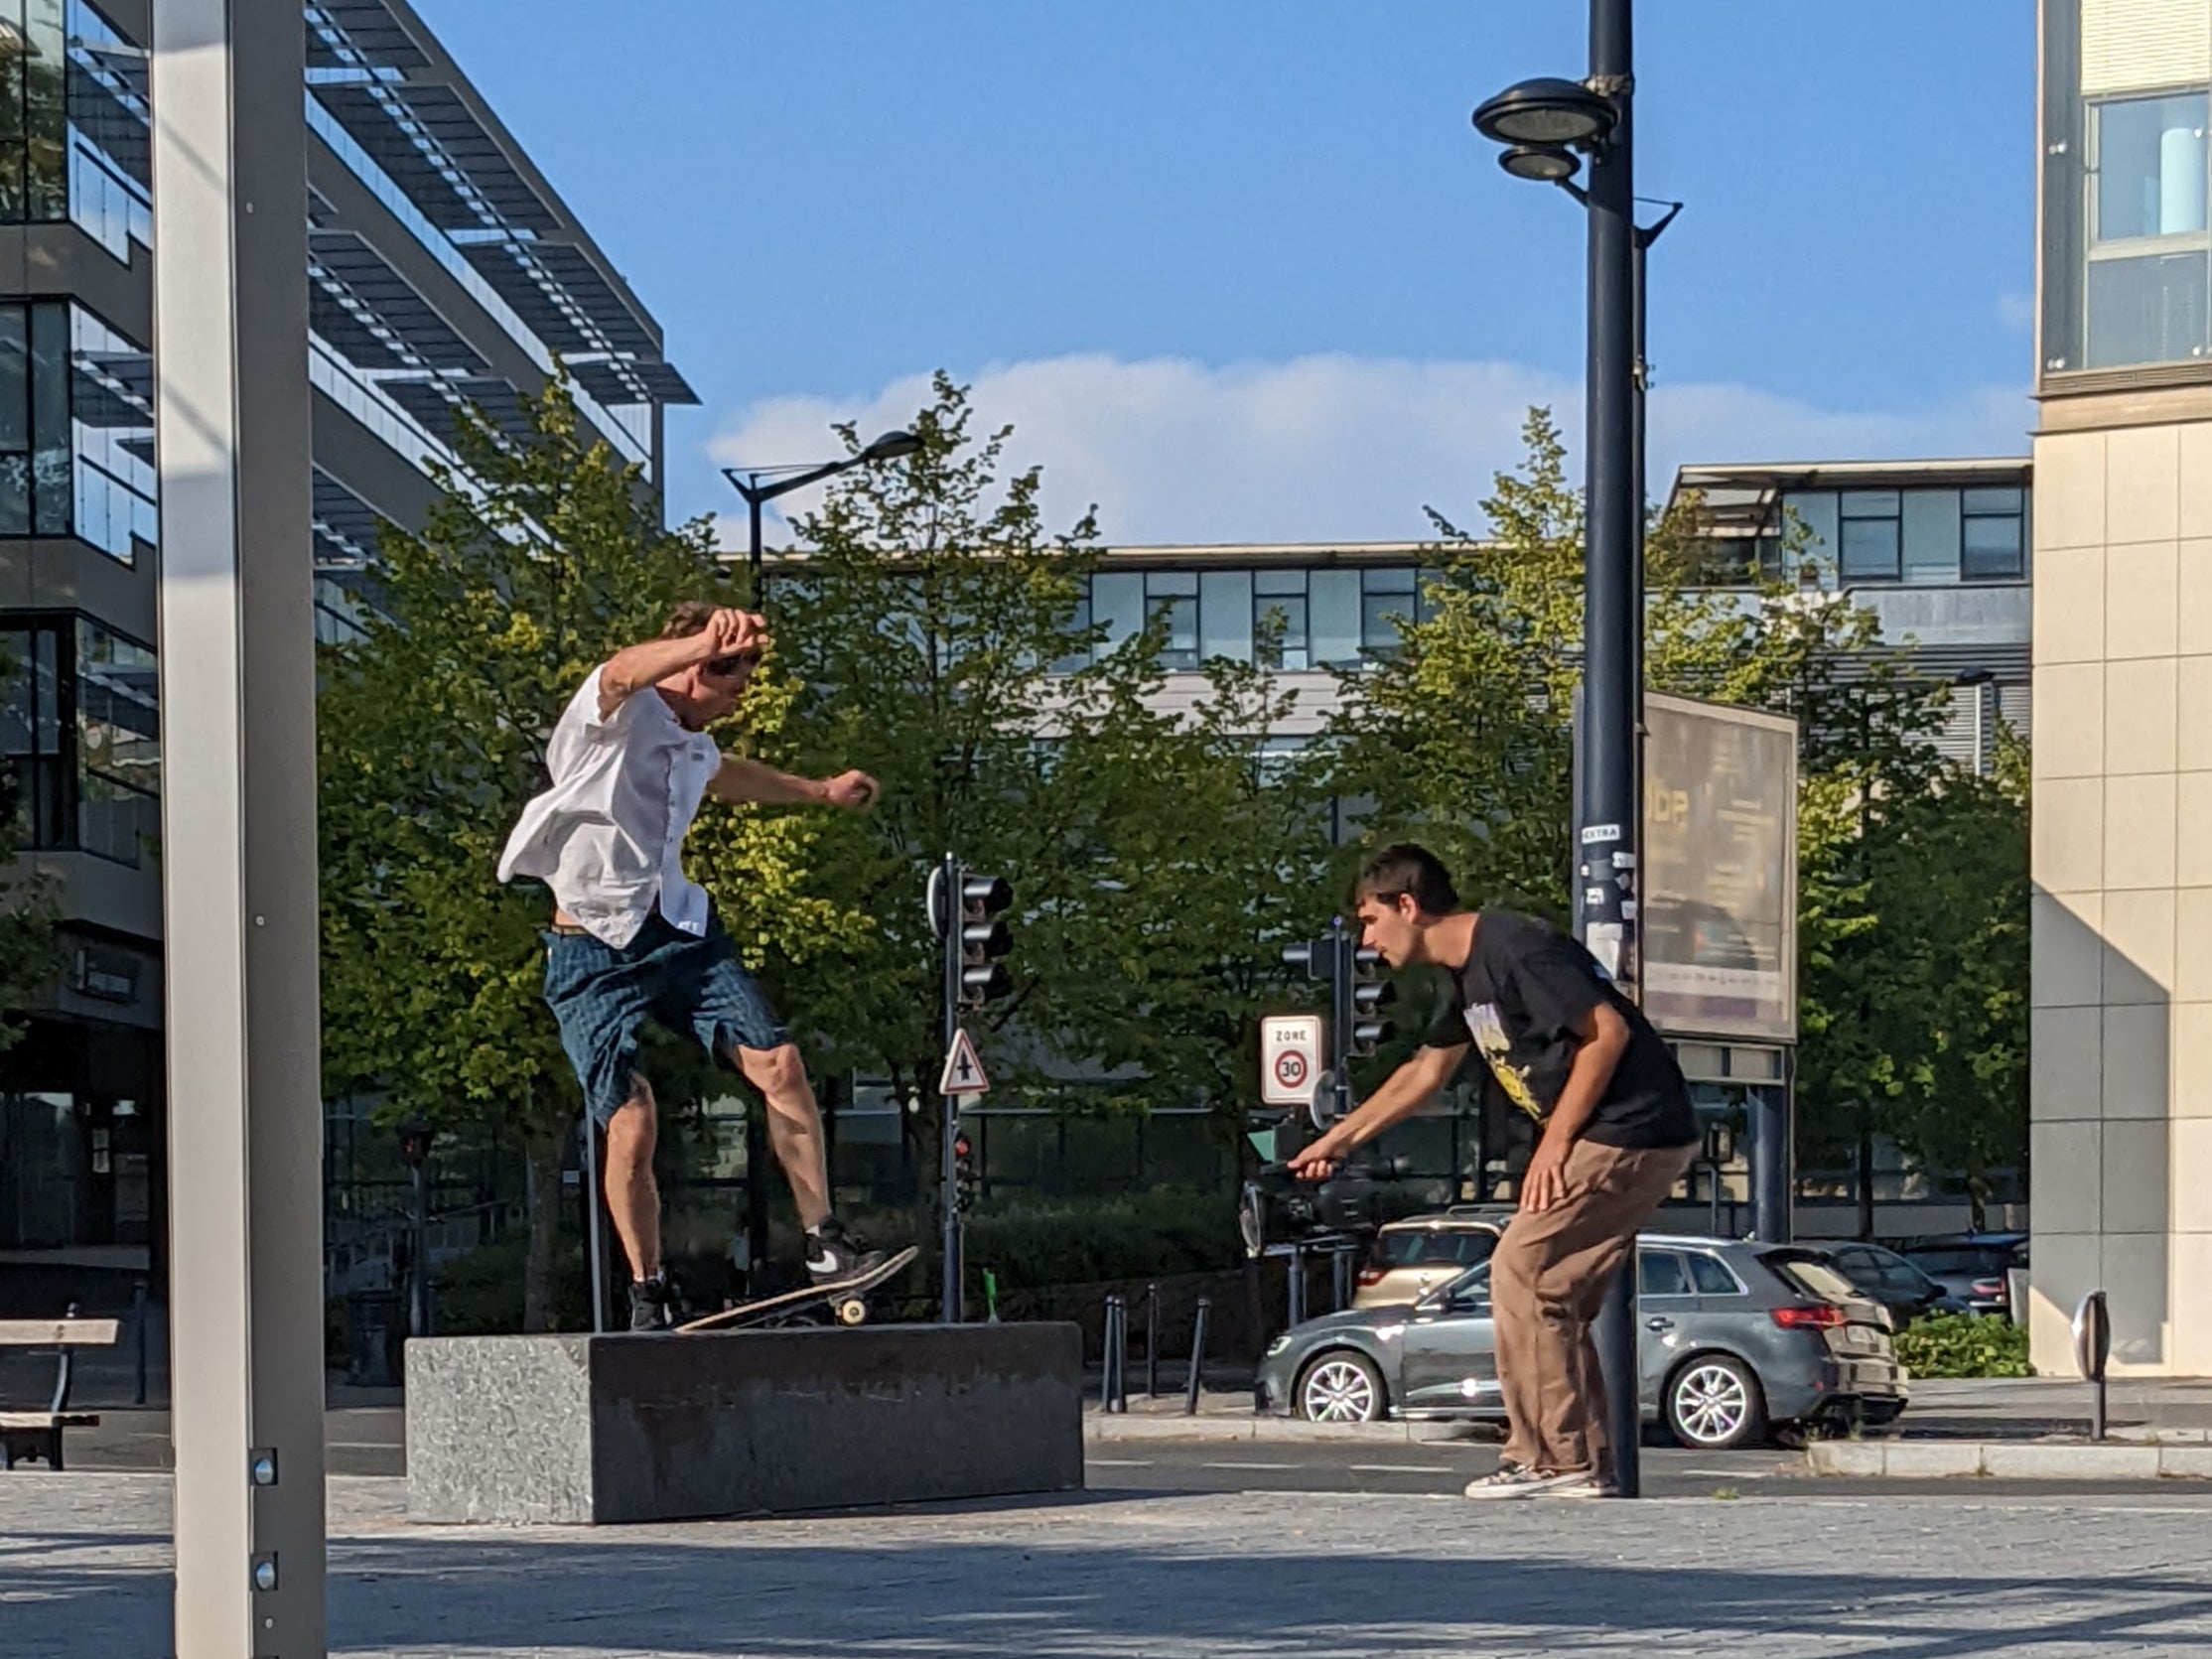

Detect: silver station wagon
[1255, 1233, 1908, 1450]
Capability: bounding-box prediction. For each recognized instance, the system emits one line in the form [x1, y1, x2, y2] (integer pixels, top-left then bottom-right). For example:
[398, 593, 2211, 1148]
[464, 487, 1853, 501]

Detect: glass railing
[67, 136, 149, 262]
[72, 451, 153, 566]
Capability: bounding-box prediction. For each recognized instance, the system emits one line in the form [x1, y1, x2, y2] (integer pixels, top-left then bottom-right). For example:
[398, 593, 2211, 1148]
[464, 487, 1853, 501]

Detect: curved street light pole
[722, 429, 921, 595]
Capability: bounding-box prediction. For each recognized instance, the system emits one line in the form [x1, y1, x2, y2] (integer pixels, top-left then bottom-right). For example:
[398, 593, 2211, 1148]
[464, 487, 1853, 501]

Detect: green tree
[316, 374, 859, 1328]
[732, 373, 1323, 1203]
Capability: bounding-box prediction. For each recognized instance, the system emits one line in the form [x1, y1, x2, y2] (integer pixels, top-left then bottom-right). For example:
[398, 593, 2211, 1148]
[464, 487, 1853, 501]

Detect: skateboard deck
[675, 1245, 920, 1333]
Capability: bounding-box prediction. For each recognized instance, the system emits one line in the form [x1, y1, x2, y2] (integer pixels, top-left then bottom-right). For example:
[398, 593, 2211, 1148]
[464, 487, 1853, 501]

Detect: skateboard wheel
[835, 1297, 868, 1326]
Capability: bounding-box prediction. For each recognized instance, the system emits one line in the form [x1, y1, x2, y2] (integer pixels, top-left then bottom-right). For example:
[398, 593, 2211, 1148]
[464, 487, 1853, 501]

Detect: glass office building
[0, 0, 695, 1267]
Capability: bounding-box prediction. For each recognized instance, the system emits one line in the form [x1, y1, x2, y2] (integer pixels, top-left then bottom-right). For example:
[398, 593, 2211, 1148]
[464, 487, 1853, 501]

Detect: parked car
[1822, 1241, 1972, 1325]
[1350, 1206, 1514, 1310]
[1255, 1233, 1906, 1450]
[1899, 1232, 2028, 1317]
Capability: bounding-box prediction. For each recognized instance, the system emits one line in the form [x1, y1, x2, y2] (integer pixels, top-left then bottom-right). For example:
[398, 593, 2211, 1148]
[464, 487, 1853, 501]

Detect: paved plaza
[5, 1470, 2211, 1658]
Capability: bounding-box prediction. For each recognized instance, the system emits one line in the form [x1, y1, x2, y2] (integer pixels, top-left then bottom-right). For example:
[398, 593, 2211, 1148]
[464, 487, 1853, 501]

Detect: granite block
[407, 1321, 1084, 1525]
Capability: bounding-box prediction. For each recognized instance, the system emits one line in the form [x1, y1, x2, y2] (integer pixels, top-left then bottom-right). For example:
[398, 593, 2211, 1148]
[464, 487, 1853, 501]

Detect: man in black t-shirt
[1289, 843, 1699, 1499]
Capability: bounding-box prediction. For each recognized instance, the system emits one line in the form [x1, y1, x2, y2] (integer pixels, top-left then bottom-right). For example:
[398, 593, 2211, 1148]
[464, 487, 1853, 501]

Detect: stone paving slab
[7, 1471, 2212, 1657]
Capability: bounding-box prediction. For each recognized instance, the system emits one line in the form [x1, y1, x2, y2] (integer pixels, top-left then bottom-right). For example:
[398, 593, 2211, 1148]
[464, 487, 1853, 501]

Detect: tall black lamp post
[1473, 0, 1670, 1499]
[722, 429, 922, 594]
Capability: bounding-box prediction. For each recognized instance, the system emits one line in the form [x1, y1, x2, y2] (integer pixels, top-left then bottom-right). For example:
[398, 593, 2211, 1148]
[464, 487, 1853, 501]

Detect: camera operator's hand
[1288, 1130, 1352, 1182]
[1519, 1137, 1570, 1213]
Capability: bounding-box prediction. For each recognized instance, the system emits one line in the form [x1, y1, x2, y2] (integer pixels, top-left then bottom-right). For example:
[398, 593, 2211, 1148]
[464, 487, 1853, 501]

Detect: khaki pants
[1490, 1137, 1698, 1476]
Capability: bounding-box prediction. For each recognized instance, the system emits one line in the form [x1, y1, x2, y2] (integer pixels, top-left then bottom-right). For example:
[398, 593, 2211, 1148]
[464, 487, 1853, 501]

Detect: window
[74, 619, 157, 864]
[0, 621, 63, 847]
[1360, 567, 1417, 657]
[1837, 491, 1901, 581]
[0, 614, 157, 865]
[1639, 1250, 1694, 1298]
[2040, 1, 2212, 379]
[1253, 570, 1309, 670]
[1960, 487, 2025, 581]
[1060, 564, 1429, 672]
[0, 4, 153, 258]
[0, 0, 68, 226]
[2086, 91, 2211, 369]
[1146, 572, 1198, 669]
[1687, 1253, 1744, 1296]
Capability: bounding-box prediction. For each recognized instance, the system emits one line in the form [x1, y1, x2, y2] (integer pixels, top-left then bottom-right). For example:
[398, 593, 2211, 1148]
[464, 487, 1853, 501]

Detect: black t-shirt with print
[1423, 908, 1698, 1151]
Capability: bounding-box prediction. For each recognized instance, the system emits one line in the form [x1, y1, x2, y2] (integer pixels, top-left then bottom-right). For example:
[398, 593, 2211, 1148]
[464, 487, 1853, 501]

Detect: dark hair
[1354, 843, 1460, 915]
[659, 601, 719, 639]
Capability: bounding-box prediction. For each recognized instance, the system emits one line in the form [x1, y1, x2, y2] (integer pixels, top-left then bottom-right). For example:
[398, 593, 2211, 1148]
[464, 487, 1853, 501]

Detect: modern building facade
[0, 0, 693, 1270]
[2028, 0, 2212, 1376]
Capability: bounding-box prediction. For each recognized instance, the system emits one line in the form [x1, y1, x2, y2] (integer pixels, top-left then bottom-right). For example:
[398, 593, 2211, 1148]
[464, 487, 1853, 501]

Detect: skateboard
[675, 1245, 920, 1334]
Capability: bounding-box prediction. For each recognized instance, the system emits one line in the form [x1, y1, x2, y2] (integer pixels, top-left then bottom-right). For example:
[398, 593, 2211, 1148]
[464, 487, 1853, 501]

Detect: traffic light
[952, 1129, 979, 1213]
[1347, 942, 1396, 1056]
[959, 873, 1013, 1005]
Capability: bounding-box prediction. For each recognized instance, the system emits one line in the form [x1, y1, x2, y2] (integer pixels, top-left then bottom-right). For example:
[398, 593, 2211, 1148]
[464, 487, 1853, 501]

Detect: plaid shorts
[543, 909, 791, 1126]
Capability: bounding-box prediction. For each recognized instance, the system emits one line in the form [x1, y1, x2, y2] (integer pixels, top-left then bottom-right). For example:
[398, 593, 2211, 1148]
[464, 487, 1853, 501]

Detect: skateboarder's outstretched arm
[710, 757, 879, 810]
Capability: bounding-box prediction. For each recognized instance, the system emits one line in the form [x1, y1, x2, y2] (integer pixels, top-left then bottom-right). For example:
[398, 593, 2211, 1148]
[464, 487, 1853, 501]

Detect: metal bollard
[2074, 1289, 2111, 1442]
[1183, 1298, 1211, 1416]
[131, 1279, 148, 1407]
[1101, 1296, 1126, 1413]
[1288, 1242, 1306, 1328]
[1112, 1296, 1129, 1414]
[1145, 1282, 1160, 1399]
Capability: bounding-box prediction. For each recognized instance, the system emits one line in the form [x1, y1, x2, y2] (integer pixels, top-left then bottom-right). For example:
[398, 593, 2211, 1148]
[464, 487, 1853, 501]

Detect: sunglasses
[706, 652, 760, 678]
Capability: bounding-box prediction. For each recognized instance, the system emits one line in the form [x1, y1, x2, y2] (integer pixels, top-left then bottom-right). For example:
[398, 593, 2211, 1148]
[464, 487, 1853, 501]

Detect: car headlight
[1264, 1333, 1293, 1358]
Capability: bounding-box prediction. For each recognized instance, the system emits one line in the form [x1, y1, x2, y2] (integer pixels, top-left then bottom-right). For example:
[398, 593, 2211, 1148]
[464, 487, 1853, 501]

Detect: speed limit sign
[1260, 1015, 1321, 1109]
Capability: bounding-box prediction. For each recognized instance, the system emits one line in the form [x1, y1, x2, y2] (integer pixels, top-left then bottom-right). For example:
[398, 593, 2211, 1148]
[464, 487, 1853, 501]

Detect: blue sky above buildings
[423, 2, 2036, 546]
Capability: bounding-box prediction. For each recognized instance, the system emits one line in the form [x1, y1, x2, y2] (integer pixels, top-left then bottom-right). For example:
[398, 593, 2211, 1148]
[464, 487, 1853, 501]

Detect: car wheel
[1297, 1350, 1387, 1423]
[1665, 1354, 1766, 1451]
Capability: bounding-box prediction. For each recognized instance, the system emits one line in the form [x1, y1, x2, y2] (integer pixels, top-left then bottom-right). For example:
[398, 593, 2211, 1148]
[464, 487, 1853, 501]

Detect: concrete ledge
[407, 1322, 1083, 1524]
[1806, 1439, 2208, 1480]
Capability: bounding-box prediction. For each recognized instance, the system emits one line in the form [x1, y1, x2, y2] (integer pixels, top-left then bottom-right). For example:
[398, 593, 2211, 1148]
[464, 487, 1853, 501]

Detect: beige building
[2029, 0, 2212, 1374]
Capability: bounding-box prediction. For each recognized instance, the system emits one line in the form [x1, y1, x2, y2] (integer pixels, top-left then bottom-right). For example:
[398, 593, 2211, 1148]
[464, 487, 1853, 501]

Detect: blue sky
[420, 2, 2037, 546]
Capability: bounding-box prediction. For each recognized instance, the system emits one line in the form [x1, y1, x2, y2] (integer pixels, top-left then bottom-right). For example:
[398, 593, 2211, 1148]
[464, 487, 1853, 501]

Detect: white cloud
[706, 353, 2032, 549]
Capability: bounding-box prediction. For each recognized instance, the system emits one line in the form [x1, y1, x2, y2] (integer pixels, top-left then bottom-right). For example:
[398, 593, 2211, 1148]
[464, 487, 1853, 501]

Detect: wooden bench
[1, 1313, 121, 1471]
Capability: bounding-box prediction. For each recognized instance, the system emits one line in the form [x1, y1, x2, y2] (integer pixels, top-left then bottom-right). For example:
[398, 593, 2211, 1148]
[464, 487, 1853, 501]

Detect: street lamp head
[1472, 76, 1616, 149]
[1498, 143, 1582, 185]
[860, 429, 922, 463]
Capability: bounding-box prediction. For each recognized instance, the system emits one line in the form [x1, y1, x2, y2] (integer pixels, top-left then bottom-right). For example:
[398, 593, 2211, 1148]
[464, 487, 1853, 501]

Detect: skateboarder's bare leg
[733, 1040, 830, 1232]
[603, 1075, 662, 1280]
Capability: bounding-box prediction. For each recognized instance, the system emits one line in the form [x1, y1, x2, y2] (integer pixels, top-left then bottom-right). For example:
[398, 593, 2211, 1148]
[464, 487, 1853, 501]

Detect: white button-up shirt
[496, 667, 723, 948]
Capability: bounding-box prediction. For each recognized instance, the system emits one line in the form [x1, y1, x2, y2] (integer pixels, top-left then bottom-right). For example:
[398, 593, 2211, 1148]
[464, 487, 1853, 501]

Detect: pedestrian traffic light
[959, 873, 1013, 1005]
[1348, 943, 1396, 1056]
[1281, 937, 1323, 979]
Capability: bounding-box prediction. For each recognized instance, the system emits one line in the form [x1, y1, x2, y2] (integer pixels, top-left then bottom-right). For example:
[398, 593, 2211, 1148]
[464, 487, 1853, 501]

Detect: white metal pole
[152, 1, 327, 1654]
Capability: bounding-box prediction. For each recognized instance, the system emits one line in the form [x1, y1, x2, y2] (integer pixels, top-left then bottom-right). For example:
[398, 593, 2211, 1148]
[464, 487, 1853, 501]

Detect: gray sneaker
[1462, 1463, 1602, 1500]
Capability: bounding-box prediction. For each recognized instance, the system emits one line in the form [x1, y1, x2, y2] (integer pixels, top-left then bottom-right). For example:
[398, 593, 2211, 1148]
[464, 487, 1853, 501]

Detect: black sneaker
[627, 1273, 676, 1332]
[805, 1218, 887, 1285]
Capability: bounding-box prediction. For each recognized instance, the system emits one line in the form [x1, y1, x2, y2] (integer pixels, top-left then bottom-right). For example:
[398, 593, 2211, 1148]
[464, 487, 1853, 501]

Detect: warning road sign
[939, 1027, 991, 1096]
[1259, 1014, 1321, 1109]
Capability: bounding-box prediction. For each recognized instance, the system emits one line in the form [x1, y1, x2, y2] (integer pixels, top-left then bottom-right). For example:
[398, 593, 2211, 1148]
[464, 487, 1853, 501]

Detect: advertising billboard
[1640, 692, 1798, 1043]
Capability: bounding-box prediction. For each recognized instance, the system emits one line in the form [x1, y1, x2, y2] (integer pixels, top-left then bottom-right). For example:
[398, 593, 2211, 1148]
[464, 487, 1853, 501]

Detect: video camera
[1237, 1152, 1414, 1258]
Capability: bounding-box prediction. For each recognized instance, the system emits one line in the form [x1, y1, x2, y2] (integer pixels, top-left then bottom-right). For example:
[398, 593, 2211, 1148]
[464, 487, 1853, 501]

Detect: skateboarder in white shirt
[499, 602, 885, 1329]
